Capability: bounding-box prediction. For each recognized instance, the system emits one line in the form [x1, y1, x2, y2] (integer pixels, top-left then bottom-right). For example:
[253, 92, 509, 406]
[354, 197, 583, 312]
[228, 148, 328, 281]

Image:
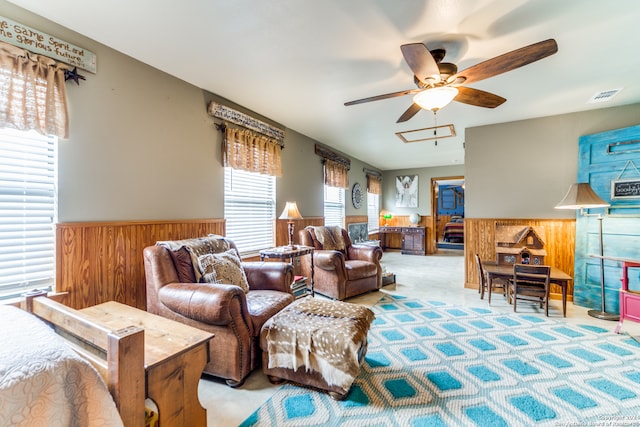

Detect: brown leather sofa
[143, 238, 294, 387]
[299, 226, 383, 300]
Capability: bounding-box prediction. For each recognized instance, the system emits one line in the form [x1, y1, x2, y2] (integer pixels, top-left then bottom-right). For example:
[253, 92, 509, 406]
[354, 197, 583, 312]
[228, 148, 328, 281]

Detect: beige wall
[465, 104, 640, 219]
[4, 1, 222, 221]
[3, 1, 378, 222]
[276, 128, 325, 217]
[381, 165, 465, 216]
[5, 1, 640, 225]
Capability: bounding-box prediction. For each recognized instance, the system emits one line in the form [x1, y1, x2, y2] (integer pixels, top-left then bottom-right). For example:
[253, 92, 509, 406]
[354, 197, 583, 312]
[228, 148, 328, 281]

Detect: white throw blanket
[0, 306, 123, 427]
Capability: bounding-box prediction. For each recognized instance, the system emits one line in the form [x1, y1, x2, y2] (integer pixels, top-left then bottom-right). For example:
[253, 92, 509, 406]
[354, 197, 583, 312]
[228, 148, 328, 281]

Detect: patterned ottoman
[259, 296, 375, 400]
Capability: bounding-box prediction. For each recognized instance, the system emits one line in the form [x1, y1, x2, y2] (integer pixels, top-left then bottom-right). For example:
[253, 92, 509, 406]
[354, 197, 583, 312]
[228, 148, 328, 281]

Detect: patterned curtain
[324, 159, 348, 189]
[367, 174, 382, 195]
[0, 41, 70, 138]
[223, 126, 282, 176]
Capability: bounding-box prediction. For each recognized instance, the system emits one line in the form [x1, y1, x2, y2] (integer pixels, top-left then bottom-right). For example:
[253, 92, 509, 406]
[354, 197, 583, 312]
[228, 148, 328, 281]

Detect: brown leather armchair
[143, 238, 294, 387]
[299, 226, 383, 300]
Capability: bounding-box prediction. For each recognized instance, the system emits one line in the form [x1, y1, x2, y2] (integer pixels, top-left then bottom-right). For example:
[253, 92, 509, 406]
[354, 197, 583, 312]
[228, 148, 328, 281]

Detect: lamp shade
[555, 183, 610, 210]
[380, 209, 392, 219]
[279, 201, 303, 220]
[413, 86, 459, 111]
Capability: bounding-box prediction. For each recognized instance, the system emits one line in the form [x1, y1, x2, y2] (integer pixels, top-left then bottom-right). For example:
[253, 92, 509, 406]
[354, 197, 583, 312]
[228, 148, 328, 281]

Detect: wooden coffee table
[80, 301, 213, 427]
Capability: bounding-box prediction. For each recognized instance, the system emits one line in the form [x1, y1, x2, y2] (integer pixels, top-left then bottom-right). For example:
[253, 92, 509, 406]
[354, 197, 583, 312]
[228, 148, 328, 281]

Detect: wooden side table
[80, 301, 213, 427]
[260, 245, 315, 297]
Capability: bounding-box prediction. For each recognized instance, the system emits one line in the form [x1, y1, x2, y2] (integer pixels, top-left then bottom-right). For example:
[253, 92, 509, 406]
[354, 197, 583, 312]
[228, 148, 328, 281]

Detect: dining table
[482, 262, 573, 317]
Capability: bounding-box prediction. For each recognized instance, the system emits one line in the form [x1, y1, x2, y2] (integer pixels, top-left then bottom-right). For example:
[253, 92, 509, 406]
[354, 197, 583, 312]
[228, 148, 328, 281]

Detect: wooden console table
[80, 301, 213, 427]
[379, 226, 426, 255]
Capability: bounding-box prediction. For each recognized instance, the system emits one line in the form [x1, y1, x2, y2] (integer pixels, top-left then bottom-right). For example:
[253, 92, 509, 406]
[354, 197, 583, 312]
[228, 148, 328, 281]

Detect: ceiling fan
[344, 39, 558, 123]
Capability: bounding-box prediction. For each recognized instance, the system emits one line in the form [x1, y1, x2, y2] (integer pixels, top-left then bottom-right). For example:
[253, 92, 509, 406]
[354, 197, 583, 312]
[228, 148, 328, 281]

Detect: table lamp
[555, 182, 616, 320]
[381, 210, 393, 226]
[279, 201, 303, 249]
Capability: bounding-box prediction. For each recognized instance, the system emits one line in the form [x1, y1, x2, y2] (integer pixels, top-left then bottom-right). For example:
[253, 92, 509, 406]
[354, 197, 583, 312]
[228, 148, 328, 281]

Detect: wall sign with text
[611, 179, 640, 200]
[0, 15, 96, 73]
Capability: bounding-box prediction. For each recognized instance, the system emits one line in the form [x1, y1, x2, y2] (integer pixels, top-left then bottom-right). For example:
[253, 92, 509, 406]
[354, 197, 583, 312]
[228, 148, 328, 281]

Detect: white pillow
[197, 250, 250, 293]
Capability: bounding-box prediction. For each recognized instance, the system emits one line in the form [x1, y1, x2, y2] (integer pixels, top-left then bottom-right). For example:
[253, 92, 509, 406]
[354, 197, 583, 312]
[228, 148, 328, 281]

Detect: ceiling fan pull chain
[433, 111, 438, 146]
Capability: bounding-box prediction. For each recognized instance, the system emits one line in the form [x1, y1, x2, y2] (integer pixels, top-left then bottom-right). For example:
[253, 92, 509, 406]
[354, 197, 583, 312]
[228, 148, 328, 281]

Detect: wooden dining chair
[476, 254, 505, 304]
[508, 264, 551, 316]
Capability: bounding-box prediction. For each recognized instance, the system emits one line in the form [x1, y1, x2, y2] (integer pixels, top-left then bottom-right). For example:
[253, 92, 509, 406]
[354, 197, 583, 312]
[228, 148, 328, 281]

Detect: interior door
[574, 124, 640, 313]
[430, 176, 464, 252]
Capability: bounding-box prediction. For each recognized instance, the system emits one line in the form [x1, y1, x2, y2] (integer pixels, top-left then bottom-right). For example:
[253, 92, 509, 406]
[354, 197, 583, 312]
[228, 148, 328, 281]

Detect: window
[324, 185, 345, 227]
[367, 192, 379, 234]
[224, 167, 275, 255]
[0, 127, 57, 300]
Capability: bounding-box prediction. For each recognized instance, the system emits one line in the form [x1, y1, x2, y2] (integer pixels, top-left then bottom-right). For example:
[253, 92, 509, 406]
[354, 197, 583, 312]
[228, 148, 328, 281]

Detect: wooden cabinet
[401, 226, 426, 255]
[380, 226, 426, 256]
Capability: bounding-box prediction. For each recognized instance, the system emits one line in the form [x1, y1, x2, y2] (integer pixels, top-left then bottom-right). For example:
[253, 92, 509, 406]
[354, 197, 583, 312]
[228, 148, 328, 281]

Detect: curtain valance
[223, 125, 282, 176]
[315, 145, 350, 189]
[0, 41, 70, 138]
[366, 172, 382, 195]
[324, 159, 349, 189]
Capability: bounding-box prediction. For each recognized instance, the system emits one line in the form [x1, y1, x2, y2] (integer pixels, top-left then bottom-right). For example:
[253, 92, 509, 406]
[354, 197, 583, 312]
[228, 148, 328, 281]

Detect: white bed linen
[0, 305, 124, 427]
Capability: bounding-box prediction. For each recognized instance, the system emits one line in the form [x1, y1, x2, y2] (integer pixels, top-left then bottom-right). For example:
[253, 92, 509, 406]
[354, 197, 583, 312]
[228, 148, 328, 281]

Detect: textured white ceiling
[8, 0, 640, 170]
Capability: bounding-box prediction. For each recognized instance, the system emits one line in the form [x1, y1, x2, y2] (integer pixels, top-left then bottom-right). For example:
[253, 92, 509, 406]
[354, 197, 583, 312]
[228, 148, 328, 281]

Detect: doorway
[430, 176, 465, 253]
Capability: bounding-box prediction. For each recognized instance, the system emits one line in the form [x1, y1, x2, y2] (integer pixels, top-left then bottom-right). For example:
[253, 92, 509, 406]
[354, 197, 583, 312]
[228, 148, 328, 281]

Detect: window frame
[223, 167, 276, 256]
[0, 127, 57, 300]
[323, 184, 345, 227]
[367, 192, 380, 234]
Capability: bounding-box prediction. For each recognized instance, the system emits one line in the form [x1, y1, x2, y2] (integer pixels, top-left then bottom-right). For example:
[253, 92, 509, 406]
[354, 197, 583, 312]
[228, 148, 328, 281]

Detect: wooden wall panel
[270, 216, 368, 272]
[345, 215, 368, 227]
[465, 218, 576, 299]
[274, 215, 370, 248]
[275, 217, 324, 247]
[56, 219, 225, 310]
[436, 214, 453, 243]
[55, 217, 576, 309]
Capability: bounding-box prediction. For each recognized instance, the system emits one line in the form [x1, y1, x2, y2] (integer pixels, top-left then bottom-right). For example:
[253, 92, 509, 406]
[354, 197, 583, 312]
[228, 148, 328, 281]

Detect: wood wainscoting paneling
[274, 217, 325, 248]
[273, 215, 369, 249]
[345, 215, 369, 228]
[465, 218, 576, 300]
[267, 216, 372, 273]
[56, 219, 225, 310]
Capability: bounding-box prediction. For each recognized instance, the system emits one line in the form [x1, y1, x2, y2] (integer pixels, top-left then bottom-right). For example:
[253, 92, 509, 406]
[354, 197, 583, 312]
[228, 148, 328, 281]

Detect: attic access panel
[396, 124, 456, 144]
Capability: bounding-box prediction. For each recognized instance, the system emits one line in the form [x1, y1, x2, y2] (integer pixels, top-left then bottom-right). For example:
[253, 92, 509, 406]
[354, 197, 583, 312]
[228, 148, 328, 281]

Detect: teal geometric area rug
[241, 294, 640, 427]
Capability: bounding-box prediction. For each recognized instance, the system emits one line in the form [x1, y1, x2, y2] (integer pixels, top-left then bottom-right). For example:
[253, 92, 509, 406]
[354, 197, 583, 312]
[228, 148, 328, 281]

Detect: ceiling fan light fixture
[413, 86, 459, 111]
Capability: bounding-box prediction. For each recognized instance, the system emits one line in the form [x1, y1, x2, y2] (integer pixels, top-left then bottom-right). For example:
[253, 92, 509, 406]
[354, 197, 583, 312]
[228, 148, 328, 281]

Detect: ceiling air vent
[588, 88, 622, 104]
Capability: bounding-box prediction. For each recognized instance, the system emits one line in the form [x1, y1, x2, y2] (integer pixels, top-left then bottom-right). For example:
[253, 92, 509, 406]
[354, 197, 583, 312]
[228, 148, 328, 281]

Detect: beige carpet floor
[197, 250, 632, 426]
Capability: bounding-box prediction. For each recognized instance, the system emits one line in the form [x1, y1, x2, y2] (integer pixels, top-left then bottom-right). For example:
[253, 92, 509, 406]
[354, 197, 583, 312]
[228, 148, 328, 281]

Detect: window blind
[367, 192, 379, 233]
[324, 185, 345, 227]
[0, 128, 56, 300]
[224, 167, 275, 255]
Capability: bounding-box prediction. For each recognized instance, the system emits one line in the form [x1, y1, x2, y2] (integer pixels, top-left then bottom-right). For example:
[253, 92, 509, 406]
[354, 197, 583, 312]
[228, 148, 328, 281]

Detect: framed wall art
[395, 175, 418, 207]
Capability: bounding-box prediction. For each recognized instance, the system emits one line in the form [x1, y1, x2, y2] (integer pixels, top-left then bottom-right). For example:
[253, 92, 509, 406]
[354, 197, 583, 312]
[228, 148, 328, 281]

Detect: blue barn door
[574, 124, 640, 314]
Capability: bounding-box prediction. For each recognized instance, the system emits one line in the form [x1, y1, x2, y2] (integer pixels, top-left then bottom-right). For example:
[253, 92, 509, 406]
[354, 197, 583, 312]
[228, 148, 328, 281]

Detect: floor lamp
[555, 183, 618, 320]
